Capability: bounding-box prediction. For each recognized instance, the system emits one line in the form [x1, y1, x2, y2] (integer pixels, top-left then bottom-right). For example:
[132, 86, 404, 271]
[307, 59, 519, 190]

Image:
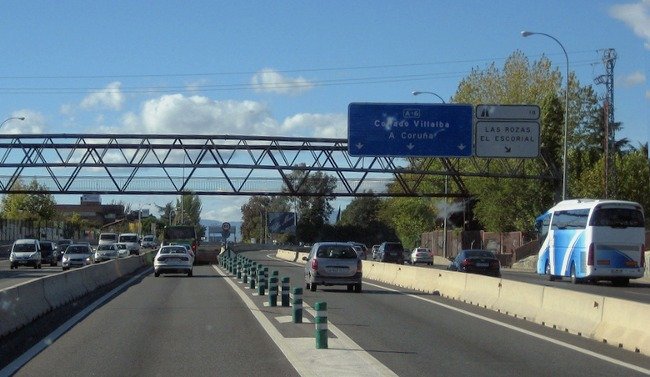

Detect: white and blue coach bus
[535, 199, 645, 286]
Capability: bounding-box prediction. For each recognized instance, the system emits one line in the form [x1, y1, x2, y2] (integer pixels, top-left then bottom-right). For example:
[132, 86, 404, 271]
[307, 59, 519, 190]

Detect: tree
[379, 197, 438, 249]
[338, 194, 382, 226]
[451, 51, 599, 231]
[0, 179, 57, 221]
[281, 165, 337, 243]
[156, 202, 176, 226]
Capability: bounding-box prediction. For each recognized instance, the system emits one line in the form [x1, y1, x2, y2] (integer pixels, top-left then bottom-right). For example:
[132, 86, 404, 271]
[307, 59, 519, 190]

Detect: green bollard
[315, 301, 328, 349]
[249, 267, 256, 289]
[292, 287, 303, 323]
[257, 269, 266, 295]
[269, 277, 278, 307]
[281, 277, 290, 307]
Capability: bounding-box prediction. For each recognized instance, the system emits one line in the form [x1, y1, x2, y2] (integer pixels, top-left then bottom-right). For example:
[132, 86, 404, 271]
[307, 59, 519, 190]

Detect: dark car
[447, 249, 501, 277]
[56, 239, 73, 261]
[40, 240, 58, 267]
[377, 242, 404, 264]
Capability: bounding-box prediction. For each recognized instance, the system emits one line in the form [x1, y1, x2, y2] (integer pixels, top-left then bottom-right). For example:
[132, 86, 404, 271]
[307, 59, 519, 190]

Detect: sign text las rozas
[348, 103, 473, 157]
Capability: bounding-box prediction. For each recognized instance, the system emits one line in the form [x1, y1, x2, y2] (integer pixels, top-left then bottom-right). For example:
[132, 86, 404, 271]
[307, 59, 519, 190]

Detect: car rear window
[465, 250, 495, 258]
[316, 246, 357, 259]
[384, 243, 403, 251]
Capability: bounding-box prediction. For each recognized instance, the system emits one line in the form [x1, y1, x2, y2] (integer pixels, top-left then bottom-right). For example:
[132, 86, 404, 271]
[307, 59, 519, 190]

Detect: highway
[3, 254, 650, 304]
[2, 250, 649, 376]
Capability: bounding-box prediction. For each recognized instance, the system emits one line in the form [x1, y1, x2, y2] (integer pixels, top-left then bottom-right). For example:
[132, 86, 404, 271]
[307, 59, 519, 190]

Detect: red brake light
[461, 258, 473, 267]
[587, 243, 594, 266]
[311, 258, 318, 270]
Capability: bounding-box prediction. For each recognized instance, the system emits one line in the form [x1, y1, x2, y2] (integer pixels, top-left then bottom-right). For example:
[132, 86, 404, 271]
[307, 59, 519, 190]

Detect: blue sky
[0, 1, 648, 223]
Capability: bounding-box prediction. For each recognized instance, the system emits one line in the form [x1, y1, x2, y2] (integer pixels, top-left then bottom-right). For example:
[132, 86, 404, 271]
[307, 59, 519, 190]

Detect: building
[55, 195, 125, 226]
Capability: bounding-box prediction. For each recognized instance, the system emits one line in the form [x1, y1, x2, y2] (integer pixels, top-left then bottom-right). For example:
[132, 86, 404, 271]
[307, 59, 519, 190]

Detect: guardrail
[276, 248, 650, 357]
[0, 253, 151, 338]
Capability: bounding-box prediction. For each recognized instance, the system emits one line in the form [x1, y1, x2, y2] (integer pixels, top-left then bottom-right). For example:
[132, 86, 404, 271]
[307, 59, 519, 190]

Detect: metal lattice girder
[0, 134, 556, 197]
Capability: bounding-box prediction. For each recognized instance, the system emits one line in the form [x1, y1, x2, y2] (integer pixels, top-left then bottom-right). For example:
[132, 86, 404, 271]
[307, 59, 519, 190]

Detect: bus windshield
[589, 207, 645, 228]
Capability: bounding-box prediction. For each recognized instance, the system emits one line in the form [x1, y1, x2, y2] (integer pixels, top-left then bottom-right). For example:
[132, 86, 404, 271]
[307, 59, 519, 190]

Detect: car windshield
[316, 245, 357, 259]
[13, 244, 36, 252]
[464, 250, 495, 258]
[66, 246, 89, 254]
[120, 235, 138, 243]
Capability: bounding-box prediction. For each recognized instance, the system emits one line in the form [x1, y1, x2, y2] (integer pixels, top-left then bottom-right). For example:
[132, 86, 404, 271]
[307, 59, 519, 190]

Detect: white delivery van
[98, 233, 119, 246]
[118, 233, 141, 255]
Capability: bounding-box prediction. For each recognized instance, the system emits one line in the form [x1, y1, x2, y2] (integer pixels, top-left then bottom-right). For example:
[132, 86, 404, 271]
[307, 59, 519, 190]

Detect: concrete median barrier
[411, 268, 439, 294]
[536, 287, 604, 337]
[459, 274, 501, 308]
[435, 270, 468, 300]
[594, 297, 650, 354]
[493, 279, 544, 321]
[0, 287, 27, 336]
[42, 273, 73, 310]
[392, 264, 417, 289]
[275, 249, 296, 262]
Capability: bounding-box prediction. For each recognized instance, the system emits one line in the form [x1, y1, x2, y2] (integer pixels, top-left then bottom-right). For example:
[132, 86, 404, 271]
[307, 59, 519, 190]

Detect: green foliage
[0, 179, 57, 221]
[379, 197, 437, 249]
[174, 193, 203, 238]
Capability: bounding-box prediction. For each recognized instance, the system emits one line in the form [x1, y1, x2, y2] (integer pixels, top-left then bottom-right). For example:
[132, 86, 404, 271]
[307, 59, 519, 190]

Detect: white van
[98, 233, 119, 246]
[118, 233, 141, 255]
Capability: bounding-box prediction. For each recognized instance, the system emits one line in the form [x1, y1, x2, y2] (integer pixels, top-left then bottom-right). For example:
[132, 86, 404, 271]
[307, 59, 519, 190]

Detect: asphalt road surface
[2, 250, 650, 376]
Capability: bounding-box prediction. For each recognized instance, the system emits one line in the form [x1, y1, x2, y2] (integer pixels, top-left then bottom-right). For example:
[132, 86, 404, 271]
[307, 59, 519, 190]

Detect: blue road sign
[348, 103, 473, 157]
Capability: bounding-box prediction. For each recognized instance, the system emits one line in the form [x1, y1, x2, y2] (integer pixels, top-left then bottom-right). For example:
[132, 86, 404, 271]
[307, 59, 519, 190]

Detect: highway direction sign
[348, 103, 473, 157]
[475, 121, 540, 158]
[476, 104, 540, 120]
[474, 104, 541, 158]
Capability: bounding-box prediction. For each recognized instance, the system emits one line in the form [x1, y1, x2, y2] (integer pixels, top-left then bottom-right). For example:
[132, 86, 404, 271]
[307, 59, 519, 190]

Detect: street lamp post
[412, 91, 449, 258]
[521, 30, 569, 201]
[0, 116, 25, 129]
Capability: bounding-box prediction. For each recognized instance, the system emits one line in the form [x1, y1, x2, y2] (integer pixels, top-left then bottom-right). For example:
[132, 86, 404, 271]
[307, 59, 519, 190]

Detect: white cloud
[620, 71, 646, 87]
[117, 93, 343, 139]
[251, 69, 314, 94]
[280, 113, 347, 138]
[610, 1, 650, 49]
[0, 111, 46, 134]
[80, 81, 124, 111]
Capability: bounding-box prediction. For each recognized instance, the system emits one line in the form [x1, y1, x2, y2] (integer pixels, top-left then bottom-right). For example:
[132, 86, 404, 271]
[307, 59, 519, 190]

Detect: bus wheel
[545, 261, 555, 281]
[570, 263, 580, 284]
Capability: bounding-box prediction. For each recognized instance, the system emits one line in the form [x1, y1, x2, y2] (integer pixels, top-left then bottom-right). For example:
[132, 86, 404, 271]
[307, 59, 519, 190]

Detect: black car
[377, 242, 404, 264]
[447, 249, 501, 277]
[56, 239, 73, 261]
[40, 240, 58, 267]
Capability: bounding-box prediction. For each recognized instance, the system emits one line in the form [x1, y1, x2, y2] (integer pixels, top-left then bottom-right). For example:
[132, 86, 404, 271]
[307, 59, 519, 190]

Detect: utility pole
[594, 48, 617, 198]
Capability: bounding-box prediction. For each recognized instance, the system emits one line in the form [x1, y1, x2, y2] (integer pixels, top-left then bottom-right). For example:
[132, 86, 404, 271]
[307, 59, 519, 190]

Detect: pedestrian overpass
[0, 134, 556, 197]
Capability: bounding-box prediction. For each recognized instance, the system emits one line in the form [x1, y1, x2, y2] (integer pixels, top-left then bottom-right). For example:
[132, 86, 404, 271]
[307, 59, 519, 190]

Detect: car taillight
[461, 258, 473, 267]
[311, 258, 318, 270]
[587, 243, 594, 266]
[357, 259, 362, 272]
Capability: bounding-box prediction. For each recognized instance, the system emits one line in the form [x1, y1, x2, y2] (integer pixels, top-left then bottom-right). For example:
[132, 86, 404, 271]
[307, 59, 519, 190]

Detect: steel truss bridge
[0, 134, 556, 197]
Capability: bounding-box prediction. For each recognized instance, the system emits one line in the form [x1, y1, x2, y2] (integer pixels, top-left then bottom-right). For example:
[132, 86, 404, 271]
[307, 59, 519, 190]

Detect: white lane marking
[363, 281, 650, 375]
[1, 269, 151, 376]
[213, 265, 397, 377]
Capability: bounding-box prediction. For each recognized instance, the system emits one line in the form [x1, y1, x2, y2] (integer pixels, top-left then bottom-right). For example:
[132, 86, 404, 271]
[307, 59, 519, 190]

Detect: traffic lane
[0, 262, 61, 290]
[13, 265, 299, 377]
[244, 251, 650, 376]
[418, 262, 650, 304]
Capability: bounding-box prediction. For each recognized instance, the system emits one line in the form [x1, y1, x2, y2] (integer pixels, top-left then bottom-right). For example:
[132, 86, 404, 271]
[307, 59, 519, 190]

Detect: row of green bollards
[218, 252, 327, 349]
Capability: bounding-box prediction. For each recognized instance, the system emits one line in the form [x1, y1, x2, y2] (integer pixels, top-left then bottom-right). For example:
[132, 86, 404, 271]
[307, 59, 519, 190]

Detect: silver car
[303, 242, 362, 293]
[410, 247, 433, 265]
[62, 244, 94, 270]
[154, 245, 193, 277]
[94, 244, 119, 262]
